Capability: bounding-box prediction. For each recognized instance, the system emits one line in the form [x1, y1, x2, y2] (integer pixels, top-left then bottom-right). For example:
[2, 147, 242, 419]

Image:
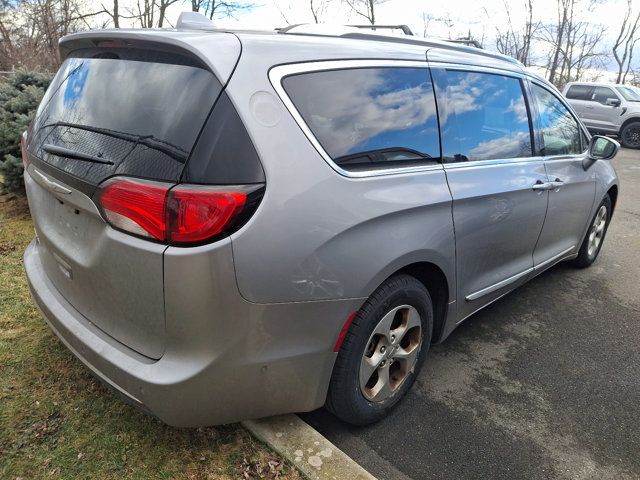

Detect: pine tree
[0, 71, 52, 193]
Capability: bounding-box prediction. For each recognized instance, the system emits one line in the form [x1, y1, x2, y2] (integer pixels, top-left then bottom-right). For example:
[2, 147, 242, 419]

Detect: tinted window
[531, 84, 582, 156]
[282, 67, 440, 171]
[566, 85, 592, 100]
[29, 51, 221, 186]
[592, 87, 618, 105]
[433, 70, 532, 162]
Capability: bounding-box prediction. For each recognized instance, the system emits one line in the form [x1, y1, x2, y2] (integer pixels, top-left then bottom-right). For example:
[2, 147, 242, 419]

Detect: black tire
[326, 274, 433, 426]
[571, 194, 612, 268]
[620, 121, 640, 149]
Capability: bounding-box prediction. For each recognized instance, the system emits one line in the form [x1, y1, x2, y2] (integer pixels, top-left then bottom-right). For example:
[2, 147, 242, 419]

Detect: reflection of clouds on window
[439, 75, 481, 124]
[506, 98, 529, 124]
[468, 130, 531, 160]
[283, 67, 440, 163]
[436, 70, 532, 162]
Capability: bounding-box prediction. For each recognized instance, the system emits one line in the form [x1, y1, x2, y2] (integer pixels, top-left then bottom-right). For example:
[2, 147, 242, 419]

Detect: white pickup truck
[563, 82, 640, 149]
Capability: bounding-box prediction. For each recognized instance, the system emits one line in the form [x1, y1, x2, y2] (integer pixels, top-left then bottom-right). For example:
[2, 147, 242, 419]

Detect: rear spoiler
[59, 29, 241, 85]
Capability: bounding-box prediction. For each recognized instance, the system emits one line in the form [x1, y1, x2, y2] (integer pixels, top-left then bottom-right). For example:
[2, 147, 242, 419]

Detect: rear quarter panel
[224, 39, 456, 304]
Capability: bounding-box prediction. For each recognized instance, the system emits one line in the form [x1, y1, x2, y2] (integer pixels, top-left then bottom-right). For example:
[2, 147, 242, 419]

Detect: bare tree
[421, 12, 433, 37]
[310, 0, 331, 23]
[190, 0, 255, 20]
[612, 0, 640, 84]
[561, 21, 606, 85]
[101, 0, 120, 27]
[419, 12, 454, 38]
[157, 0, 179, 27]
[545, 0, 571, 84]
[130, 0, 156, 28]
[493, 0, 538, 66]
[0, 0, 105, 70]
[541, 0, 606, 88]
[345, 0, 388, 25]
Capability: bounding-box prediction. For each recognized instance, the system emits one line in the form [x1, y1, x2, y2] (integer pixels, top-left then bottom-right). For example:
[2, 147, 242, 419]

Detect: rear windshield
[28, 49, 221, 186]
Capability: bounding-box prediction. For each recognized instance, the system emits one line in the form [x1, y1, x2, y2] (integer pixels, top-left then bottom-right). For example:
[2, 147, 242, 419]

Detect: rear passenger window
[432, 70, 533, 162]
[566, 85, 592, 100]
[531, 84, 582, 156]
[282, 67, 440, 171]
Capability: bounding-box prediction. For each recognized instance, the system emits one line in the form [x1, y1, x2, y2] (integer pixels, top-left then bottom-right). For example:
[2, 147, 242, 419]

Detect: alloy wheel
[587, 205, 608, 258]
[359, 305, 422, 402]
[623, 126, 640, 148]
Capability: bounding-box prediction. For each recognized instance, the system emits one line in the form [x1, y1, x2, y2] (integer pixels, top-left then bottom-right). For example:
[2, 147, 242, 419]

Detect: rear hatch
[24, 34, 239, 358]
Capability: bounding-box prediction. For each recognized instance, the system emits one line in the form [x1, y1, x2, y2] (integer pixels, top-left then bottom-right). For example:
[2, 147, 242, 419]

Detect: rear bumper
[24, 240, 363, 426]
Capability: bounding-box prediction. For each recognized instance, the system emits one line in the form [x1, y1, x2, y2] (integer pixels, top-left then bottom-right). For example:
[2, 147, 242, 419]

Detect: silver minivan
[23, 19, 619, 427]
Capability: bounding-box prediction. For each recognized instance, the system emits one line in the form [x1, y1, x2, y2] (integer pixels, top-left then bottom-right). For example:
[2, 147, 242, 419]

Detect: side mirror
[605, 98, 621, 107]
[589, 135, 619, 160]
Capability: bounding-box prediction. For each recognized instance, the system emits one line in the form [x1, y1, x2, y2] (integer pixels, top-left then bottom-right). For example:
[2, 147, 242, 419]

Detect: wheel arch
[387, 262, 450, 345]
[607, 184, 619, 217]
[619, 116, 640, 135]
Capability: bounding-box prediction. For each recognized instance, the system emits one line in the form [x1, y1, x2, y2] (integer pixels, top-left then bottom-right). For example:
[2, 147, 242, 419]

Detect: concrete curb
[242, 414, 377, 480]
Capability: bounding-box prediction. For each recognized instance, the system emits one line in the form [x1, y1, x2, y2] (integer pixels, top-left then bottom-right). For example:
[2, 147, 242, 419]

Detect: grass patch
[0, 197, 300, 480]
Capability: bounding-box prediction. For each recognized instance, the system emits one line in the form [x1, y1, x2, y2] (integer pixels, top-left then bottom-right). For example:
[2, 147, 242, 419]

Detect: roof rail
[447, 37, 483, 49]
[340, 32, 522, 65]
[278, 24, 521, 66]
[346, 24, 414, 35]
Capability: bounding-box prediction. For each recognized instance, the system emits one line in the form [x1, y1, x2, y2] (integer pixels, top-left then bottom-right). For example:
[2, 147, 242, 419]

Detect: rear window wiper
[40, 121, 189, 162]
[42, 144, 114, 165]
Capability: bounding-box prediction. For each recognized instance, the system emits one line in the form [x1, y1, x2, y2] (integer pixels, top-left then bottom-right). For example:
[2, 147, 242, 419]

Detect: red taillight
[20, 131, 29, 169]
[96, 177, 260, 246]
[168, 186, 247, 244]
[98, 178, 169, 241]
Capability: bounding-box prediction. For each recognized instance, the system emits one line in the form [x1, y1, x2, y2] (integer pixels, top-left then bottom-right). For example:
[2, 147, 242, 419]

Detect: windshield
[28, 50, 221, 187]
[615, 86, 640, 102]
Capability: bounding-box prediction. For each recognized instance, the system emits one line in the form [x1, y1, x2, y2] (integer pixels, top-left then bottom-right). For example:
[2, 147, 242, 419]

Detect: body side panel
[226, 52, 456, 304]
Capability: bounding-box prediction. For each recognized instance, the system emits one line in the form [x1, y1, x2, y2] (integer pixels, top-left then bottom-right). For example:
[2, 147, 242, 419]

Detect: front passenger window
[592, 87, 618, 105]
[531, 84, 582, 156]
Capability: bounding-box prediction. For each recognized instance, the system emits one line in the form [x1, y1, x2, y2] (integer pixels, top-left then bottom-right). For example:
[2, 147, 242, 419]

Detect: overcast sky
[132, 0, 632, 75]
[156, 0, 628, 40]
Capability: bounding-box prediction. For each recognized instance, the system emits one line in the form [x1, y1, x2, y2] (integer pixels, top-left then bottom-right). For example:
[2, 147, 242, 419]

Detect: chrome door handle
[549, 178, 564, 190]
[532, 181, 554, 191]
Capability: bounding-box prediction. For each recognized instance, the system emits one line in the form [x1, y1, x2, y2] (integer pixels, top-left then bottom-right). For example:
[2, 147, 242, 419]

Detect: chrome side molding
[465, 245, 576, 301]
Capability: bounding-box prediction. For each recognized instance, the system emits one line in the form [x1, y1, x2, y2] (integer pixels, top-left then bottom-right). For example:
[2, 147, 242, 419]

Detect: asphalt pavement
[302, 147, 640, 480]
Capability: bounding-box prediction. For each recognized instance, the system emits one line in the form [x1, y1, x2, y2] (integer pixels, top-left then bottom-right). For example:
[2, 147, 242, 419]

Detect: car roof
[236, 27, 526, 72]
[60, 25, 527, 75]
